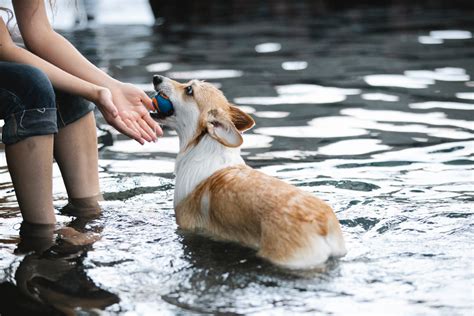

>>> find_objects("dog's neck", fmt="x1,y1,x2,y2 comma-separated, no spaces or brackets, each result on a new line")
174,133,245,207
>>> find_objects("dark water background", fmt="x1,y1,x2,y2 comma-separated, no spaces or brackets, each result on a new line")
0,0,473,314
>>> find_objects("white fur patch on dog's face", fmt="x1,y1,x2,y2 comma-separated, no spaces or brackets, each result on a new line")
153,76,255,151
154,78,200,131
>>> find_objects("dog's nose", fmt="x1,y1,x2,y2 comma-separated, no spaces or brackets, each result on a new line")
153,75,163,86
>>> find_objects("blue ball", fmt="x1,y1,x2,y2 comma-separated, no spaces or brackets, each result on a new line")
152,94,174,116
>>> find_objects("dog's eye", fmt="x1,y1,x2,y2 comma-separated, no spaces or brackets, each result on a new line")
185,85,193,96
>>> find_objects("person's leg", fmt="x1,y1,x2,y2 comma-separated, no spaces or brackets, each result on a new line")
6,135,56,224
0,62,59,224
54,111,100,199
54,92,102,216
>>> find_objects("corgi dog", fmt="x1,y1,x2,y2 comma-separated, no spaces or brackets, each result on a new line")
152,75,347,269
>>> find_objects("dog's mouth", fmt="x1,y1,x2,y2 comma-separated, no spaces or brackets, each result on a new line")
151,90,174,120
157,90,169,100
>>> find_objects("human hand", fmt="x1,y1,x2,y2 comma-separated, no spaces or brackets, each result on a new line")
95,84,163,144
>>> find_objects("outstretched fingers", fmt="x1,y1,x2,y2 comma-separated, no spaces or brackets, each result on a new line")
138,118,158,142
112,116,144,144
140,90,154,111
125,118,149,144
143,113,163,137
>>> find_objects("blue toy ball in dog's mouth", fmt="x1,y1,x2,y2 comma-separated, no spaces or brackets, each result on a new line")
152,92,174,118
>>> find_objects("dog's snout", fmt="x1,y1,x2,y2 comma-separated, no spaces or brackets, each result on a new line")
153,75,163,86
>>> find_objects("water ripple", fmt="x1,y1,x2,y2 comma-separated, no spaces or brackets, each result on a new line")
1,3,473,315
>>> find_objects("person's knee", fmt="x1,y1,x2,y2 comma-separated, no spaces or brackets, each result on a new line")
1,65,58,145
20,65,55,108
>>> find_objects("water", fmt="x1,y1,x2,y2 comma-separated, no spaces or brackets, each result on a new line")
1,1,473,315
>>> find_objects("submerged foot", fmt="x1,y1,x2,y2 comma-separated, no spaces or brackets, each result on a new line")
59,194,103,218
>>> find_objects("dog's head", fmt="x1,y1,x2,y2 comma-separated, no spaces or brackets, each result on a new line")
152,75,255,148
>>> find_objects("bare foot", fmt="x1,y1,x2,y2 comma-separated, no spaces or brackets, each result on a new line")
55,227,101,246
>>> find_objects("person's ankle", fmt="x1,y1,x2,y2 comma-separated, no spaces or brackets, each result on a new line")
16,220,57,254
60,193,103,218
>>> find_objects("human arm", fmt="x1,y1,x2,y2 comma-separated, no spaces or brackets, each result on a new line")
0,16,120,121
12,0,162,143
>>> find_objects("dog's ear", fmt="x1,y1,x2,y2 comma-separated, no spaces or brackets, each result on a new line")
229,105,255,132
206,109,243,147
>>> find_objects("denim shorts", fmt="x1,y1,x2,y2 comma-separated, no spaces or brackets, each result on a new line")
0,62,95,145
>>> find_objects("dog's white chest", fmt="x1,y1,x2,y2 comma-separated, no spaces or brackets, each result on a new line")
174,135,244,206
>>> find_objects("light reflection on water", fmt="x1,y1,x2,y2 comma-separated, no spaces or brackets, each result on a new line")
281,61,308,71
167,69,244,80
318,139,391,156
429,30,472,40
364,74,435,89
255,42,282,53
255,110,473,140
456,92,474,100
145,62,173,73
255,117,368,138
254,111,290,118
418,30,472,44
361,93,400,102
234,84,360,105
341,108,473,131
409,101,474,110
365,68,470,89
1,1,473,315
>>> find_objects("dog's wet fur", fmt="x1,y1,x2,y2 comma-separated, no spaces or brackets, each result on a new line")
152,75,346,269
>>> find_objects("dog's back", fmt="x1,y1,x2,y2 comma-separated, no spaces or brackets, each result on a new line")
152,75,346,269
176,164,347,269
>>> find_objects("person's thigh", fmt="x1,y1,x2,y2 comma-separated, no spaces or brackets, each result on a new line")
0,62,57,145
55,89,95,129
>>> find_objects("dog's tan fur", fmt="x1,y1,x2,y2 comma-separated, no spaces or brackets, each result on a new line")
154,76,347,269
176,164,345,266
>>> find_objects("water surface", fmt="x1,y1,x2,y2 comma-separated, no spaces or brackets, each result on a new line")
0,1,473,315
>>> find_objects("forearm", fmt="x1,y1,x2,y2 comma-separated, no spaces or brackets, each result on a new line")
2,42,102,103
2,14,102,103
13,0,120,91
25,30,121,90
